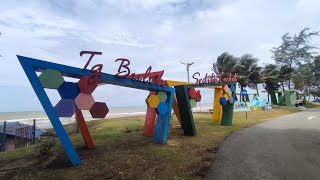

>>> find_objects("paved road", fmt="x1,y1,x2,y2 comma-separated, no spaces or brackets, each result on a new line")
205,108,320,180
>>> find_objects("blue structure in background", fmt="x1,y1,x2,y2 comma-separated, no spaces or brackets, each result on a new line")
234,95,272,111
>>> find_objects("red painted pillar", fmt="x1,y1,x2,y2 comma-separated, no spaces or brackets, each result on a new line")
75,109,94,149
143,92,157,137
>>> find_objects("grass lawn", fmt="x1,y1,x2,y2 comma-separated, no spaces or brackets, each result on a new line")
304,102,320,108
0,108,299,179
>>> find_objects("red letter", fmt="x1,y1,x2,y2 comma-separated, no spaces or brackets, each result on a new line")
193,72,200,84
155,70,164,85
219,72,224,82
88,64,103,84
80,51,102,70
115,58,131,78
143,66,152,82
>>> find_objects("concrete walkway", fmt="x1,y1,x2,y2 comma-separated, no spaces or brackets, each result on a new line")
205,108,320,180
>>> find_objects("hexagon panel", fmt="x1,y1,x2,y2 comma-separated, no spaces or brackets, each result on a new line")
189,88,197,99
89,102,109,118
229,96,234,103
77,76,97,94
75,93,95,110
39,69,64,89
195,91,202,102
223,93,229,100
54,99,76,117
229,84,236,92
157,91,167,102
223,85,230,93
156,102,168,115
219,97,227,106
146,94,159,108
58,82,80,99
190,99,197,108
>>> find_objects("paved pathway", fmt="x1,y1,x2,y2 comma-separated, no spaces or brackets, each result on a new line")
205,108,320,180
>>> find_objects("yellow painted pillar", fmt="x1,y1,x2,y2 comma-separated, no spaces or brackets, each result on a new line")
212,87,223,123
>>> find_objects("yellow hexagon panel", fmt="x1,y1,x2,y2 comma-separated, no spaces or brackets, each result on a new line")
146,94,160,108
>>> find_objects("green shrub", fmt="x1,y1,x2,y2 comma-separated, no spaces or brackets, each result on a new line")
35,137,56,157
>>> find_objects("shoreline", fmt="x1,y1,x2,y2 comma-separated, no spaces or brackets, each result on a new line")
0,104,212,129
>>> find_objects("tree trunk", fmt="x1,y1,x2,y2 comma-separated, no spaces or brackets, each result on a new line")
256,84,259,96
240,86,244,102
282,82,285,91
267,93,270,102
288,79,291,90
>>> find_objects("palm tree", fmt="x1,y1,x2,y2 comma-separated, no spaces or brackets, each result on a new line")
212,52,237,76
234,54,262,100
261,64,280,102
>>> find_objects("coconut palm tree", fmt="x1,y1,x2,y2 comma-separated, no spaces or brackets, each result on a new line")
261,64,280,102
212,52,237,76
234,54,262,100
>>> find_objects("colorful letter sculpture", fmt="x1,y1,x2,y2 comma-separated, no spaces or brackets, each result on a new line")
18,55,174,166
212,86,223,123
219,85,236,126
175,82,236,135
143,80,193,137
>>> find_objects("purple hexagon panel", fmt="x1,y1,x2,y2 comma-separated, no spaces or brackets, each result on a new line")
54,99,76,117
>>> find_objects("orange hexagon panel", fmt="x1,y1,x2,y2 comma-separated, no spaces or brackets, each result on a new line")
195,90,202,102
223,85,230,93
77,76,97,94
189,88,197,99
75,93,95,110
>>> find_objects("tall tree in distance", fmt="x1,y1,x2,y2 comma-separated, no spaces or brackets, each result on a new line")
271,28,319,89
310,56,320,98
261,64,280,102
234,54,262,97
278,65,294,90
212,52,237,76
292,63,313,92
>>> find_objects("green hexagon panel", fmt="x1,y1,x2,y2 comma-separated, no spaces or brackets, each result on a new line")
157,91,167,102
190,99,197,108
39,69,64,89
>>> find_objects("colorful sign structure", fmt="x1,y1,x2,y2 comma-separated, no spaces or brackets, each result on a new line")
174,72,237,135
143,80,193,137
234,95,272,111
17,52,175,166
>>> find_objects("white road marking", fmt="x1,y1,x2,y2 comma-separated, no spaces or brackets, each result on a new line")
307,116,318,120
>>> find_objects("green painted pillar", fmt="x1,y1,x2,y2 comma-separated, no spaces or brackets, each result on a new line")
278,93,283,106
270,92,277,105
221,102,234,126
175,85,196,136
221,85,236,126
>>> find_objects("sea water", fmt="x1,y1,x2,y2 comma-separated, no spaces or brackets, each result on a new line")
0,104,213,129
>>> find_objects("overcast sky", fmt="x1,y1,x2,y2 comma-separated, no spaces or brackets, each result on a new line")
0,0,319,112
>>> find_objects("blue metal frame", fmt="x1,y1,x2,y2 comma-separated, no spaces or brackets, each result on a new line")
17,55,175,166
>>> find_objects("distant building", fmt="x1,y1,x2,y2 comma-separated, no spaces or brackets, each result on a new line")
0,121,45,151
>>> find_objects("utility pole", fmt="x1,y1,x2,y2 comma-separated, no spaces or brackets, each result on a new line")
180,62,194,82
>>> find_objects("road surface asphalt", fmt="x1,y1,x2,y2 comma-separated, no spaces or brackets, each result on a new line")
205,108,320,180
